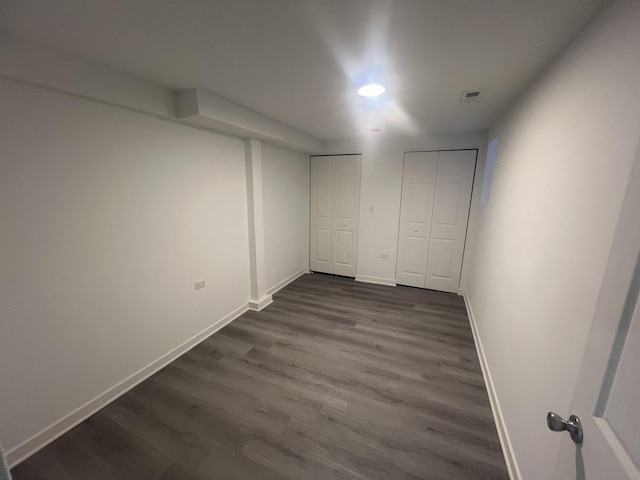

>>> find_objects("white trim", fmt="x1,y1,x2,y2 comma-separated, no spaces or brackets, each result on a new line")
355,275,397,287
6,302,249,468
245,139,269,306
177,89,322,153
460,289,522,480
266,269,309,295
248,295,273,311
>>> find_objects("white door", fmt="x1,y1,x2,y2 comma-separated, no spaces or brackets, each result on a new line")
310,155,361,277
425,150,476,293
396,152,438,287
310,156,334,273
553,144,640,479
396,150,476,292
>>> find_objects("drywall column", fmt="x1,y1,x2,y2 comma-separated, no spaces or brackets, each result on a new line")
245,138,273,310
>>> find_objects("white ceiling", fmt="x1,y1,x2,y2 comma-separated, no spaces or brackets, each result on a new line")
0,0,608,141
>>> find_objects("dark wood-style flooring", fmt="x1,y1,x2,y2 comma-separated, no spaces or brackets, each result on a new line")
12,273,508,479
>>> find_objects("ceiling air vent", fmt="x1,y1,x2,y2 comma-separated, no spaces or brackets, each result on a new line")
460,90,481,103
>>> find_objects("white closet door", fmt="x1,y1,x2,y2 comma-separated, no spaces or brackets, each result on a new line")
310,156,334,273
332,155,361,277
310,155,361,277
425,150,476,293
395,152,438,287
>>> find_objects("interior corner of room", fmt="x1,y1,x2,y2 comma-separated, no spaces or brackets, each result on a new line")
1,0,640,479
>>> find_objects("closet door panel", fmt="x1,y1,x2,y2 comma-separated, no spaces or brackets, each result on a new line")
314,229,332,264
429,238,455,278
315,181,333,218
396,152,438,287
337,182,355,219
335,230,354,266
334,155,358,178
435,183,463,225
332,155,361,277
310,157,334,273
403,237,429,275
425,150,476,292
310,155,361,277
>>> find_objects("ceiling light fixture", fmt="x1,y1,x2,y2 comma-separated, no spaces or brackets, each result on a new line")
357,83,386,97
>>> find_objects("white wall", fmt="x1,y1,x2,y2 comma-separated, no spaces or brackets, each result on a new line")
462,1,640,478
0,33,176,118
0,79,251,462
325,132,486,286
262,144,310,292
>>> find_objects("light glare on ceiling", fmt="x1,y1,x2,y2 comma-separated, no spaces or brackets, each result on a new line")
357,84,386,97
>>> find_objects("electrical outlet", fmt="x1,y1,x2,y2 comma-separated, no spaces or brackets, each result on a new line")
380,253,389,259
195,280,206,290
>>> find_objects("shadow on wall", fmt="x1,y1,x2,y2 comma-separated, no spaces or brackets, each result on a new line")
575,444,585,480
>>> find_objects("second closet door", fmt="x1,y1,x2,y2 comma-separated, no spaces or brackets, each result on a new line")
425,150,475,292
396,150,476,292
310,155,361,277
396,152,438,287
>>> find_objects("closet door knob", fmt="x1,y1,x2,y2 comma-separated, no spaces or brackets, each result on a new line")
546,412,583,444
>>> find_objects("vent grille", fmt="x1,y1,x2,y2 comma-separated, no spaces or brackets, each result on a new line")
460,90,481,103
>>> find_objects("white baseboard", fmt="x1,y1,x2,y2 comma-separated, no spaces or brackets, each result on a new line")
6,302,249,468
266,268,309,296
459,289,522,480
355,275,397,287
248,294,273,311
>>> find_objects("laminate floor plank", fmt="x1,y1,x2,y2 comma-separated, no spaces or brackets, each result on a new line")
11,273,508,479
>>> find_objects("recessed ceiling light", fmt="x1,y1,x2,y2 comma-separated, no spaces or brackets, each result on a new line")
358,84,386,97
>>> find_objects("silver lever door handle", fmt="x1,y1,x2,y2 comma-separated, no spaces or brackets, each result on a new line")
547,412,583,444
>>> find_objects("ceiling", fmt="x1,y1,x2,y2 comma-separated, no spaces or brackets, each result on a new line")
0,0,608,141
